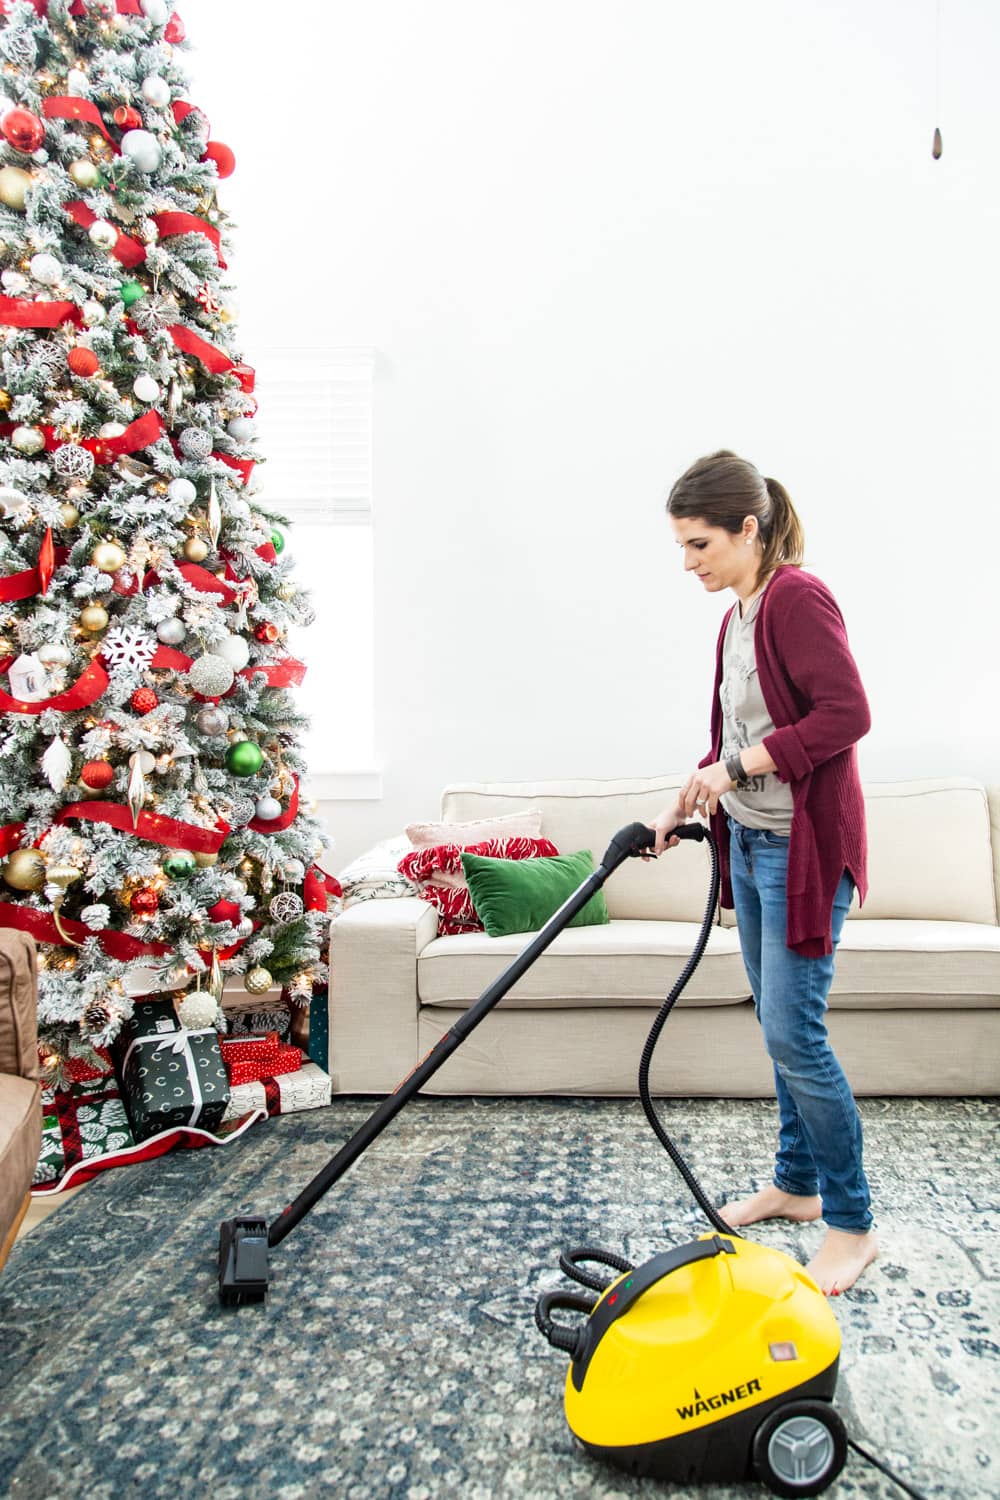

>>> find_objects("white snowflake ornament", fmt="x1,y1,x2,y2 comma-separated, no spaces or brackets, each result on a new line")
101,627,157,674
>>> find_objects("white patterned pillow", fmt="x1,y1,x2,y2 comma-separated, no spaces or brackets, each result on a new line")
338,834,418,907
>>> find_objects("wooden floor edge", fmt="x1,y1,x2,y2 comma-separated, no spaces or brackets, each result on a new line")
0,1192,31,1273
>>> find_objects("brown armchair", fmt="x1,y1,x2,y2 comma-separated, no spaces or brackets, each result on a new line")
0,930,40,1271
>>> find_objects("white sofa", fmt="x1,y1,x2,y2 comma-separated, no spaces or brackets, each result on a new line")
329,776,1000,1097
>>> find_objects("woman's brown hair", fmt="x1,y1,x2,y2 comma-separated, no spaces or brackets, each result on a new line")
666,449,805,586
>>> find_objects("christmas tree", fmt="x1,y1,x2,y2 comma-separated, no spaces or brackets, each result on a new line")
0,0,332,1063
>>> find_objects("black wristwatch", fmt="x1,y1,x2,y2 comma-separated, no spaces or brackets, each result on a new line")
725,752,751,789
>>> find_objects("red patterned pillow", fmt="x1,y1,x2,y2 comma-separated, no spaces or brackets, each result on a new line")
398,836,558,935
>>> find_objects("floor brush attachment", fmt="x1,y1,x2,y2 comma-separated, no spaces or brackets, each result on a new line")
218,1216,270,1306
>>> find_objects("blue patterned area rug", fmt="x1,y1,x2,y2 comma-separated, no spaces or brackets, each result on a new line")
1,1096,997,1500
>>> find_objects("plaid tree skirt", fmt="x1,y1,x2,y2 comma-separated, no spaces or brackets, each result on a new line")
33,1068,265,1196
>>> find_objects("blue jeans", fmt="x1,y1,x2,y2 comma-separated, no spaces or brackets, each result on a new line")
727,817,873,1233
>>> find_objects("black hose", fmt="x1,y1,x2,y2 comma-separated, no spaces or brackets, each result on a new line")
637,826,738,1238
558,1245,635,1292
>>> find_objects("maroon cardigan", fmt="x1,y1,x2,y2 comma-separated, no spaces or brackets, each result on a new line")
700,565,870,957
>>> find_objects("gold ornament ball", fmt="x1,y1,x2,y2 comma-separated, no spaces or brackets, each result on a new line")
79,603,109,633
92,540,127,573
183,535,210,563
243,966,273,995
68,159,100,189
2,848,46,891
193,851,219,868
59,502,80,528
0,166,32,211
0,390,11,412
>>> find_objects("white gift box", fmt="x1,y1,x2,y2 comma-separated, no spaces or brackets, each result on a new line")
222,1060,331,1122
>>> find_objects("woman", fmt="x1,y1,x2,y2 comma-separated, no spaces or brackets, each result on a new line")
649,449,877,1296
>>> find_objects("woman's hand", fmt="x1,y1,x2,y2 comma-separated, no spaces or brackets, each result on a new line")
644,802,687,858
680,761,734,819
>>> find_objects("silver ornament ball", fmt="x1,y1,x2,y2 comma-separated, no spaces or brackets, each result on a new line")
53,444,95,481
179,427,212,460
88,220,118,250
254,796,282,822
167,477,197,505
187,653,235,697
155,617,186,645
121,129,162,174
195,704,229,735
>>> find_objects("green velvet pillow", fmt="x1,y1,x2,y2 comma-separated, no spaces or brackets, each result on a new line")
460,848,610,937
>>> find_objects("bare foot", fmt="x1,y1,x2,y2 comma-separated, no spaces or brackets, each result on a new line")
719,1185,822,1228
806,1228,879,1296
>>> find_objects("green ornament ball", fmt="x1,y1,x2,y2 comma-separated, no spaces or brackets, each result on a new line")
225,740,264,777
270,528,285,554
163,849,198,880
120,281,145,308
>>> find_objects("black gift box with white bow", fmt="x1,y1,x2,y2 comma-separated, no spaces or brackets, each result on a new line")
113,998,230,1143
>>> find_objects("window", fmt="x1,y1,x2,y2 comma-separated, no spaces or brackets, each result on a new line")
251,349,377,788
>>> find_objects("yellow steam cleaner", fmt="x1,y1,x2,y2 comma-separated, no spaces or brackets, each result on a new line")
220,820,924,1499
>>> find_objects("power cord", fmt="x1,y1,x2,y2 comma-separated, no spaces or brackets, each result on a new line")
848,1436,930,1499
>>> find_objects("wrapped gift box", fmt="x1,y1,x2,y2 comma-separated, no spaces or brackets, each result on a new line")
227,1043,303,1088
222,1060,331,1122
113,998,230,1143
222,998,292,1041
219,1030,281,1074
34,1071,135,1188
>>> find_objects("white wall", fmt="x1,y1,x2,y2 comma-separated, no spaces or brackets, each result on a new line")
184,1,1000,867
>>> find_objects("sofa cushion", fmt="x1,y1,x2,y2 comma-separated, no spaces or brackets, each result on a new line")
830,919,1000,1006
852,779,997,924
418,920,750,1007
441,777,712,922
462,848,609,937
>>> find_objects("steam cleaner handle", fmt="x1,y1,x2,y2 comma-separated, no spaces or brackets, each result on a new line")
602,819,705,869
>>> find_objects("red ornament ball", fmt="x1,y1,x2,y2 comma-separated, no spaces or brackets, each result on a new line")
254,621,280,644
202,140,235,178
130,687,158,715
2,108,45,154
208,899,241,927
165,11,186,43
113,105,142,131
130,886,159,915
80,759,114,790
67,347,100,377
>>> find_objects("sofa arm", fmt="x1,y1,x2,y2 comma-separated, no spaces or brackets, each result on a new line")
0,930,38,1083
328,896,439,1093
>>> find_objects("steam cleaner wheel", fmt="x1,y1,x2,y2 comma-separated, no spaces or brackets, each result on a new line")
751,1400,848,1497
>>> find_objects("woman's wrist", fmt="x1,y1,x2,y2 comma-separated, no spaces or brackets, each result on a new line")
725,752,749,788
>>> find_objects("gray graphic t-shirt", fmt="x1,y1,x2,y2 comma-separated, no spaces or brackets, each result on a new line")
719,590,794,834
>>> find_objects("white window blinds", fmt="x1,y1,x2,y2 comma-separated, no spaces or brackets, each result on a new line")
251,347,375,524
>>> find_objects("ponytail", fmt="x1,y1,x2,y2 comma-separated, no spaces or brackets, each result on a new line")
758,475,805,584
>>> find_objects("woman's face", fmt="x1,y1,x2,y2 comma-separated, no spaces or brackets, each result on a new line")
670,513,758,597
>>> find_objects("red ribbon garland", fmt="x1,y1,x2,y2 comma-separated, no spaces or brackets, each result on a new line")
153,212,226,270
247,776,299,834
240,658,307,690
304,866,342,910
0,824,25,858
0,656,109,715
55,802,230,854
0,546,69,604
0,410,162,464
65,201,146,267
0,902,171,959
166,322,235,375
0,295,82,330
42,98,116,149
